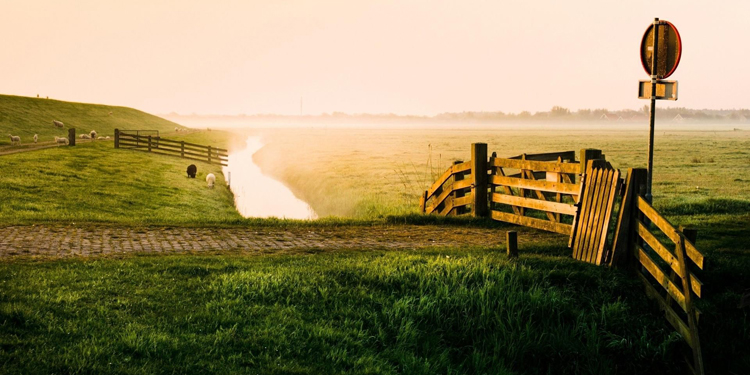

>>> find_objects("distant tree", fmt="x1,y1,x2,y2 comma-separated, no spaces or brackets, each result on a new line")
550,106,571,117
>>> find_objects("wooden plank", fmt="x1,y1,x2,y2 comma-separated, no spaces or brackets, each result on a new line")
595,169,621,265
573,162,601,260
454,194,473,208
610,169,644,266
491,193,577,216
454,178,472,190
426,182,453,214
426,167,453,200
495,167,521,215
634,244,688,312
638,272,694,346
675,234,705,374
509,150,576,162
491,210,572,235
453,161,472,174
584,167,610,263
489,175,580,195
523,169,558,222
153,142,228,157
119,142,226,161
567,173,587,248
490,157,581,174
636,196,704,269
120,133,228,151
637,222,703,298
123,148,227,166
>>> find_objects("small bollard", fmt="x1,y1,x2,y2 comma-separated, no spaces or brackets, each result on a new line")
506,231,518,259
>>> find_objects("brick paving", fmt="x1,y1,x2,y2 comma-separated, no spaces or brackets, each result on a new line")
0,224,552,258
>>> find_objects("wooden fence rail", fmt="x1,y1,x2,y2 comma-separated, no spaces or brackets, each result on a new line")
114,129,228,166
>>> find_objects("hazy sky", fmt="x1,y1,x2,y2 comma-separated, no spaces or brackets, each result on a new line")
1,1,748,115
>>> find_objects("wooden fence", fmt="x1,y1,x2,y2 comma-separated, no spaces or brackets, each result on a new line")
489,149,582,235
611,168,705,374
421,147,708,373
114,129,228,166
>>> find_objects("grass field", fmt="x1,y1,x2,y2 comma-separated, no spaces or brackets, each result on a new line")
252,126,750,219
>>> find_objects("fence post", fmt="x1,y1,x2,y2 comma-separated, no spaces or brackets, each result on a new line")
208,146,212,164
148,135,152,152
506,231,518,258
419,190,427,213
579,148,602,181
454,160,465,215
471,143,488,217
68,128,76,146
114,129,119,148
181,141,185,157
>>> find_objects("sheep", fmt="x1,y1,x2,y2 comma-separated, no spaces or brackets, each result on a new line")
79,134,91,139
33,134,38,143
90,130,97,139
206,173,216,188
186,164,197,178
97,136,106,140
105,136,110,139
53,120,64,128
54,136,68,146
8,134,21,145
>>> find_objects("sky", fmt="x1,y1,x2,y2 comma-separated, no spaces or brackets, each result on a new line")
1,1,748,116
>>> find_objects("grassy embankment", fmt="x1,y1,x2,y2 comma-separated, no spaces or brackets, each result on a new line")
0,94,248,225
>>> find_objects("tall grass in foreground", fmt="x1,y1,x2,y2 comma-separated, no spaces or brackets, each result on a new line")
1,248,689,375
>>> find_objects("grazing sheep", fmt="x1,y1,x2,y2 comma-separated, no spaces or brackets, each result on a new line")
105,136,110,139
90,130,97,139
53,120,64,128
97,136,106,140
206,173,216,188
186,164,197,178
33,134,38,143
79,134,91,139
54,136,68,146
8,134,20,145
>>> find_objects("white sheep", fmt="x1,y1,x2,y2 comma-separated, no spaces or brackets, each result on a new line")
53,120,64,128
54,136,68,146
97,136,106,140
33,134,38,143
105,136,110,139
206,173,216,188
90,130,97,139
8,134,20,145
79,134,91,139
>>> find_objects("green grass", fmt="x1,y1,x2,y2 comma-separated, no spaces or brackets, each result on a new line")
252,127,750,219
0,141,241,225
0,94,184,146
0,246,704,375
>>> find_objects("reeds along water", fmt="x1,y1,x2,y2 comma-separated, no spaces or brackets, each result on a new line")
222,136,317,219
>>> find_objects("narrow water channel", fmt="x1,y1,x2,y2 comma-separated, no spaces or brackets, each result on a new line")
222,136,317,219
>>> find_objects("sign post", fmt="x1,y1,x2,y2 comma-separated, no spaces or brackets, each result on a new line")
639,18,682,203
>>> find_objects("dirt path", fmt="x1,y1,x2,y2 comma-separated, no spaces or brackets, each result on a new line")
0,224,559,258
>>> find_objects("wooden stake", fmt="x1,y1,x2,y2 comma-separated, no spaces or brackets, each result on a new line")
507,231,518,259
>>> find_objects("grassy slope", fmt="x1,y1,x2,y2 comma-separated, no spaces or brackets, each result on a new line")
0,94,245,225
0,94,183,146
0,141,240,225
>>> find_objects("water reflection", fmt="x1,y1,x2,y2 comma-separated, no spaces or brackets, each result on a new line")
223,136,317,219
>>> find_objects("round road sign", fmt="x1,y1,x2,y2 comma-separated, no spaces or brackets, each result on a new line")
640,20,682,79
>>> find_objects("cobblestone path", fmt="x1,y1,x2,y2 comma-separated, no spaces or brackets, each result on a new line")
0,224,555,258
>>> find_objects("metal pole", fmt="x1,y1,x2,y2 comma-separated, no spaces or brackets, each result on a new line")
646,17,659,203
